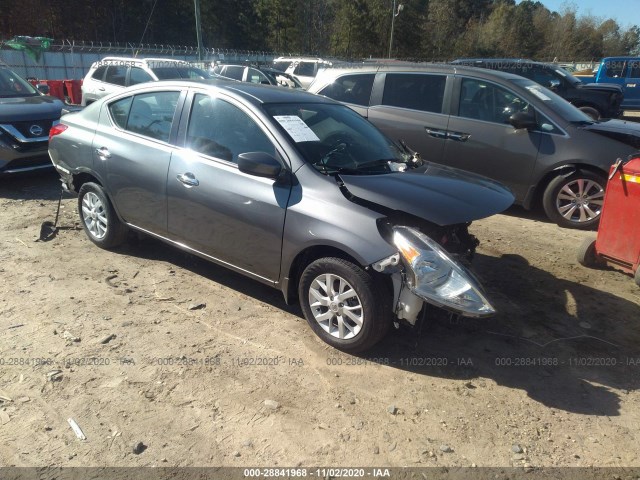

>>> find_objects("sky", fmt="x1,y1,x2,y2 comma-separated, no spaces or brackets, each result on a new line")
518,0,640,28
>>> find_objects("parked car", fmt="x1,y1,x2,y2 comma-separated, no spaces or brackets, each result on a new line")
573,57,640,111
0,62,63,174
81,57,210,106
48,80,514,352
271,57,332,88
210,64,303,88
451,58,623,120
308,64,640,229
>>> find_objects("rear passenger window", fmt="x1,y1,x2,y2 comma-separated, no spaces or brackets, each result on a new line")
104,66,127,86
382,74,446,113
108,96,132,129
125,91,180,142
294,62,315,77
186,93,275,163
628,60,640,78
224,66,245,81
129,67,153,86
319,74,374,106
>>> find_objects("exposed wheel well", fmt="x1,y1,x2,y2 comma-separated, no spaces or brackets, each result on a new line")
72,172,101,193
284,246,375,305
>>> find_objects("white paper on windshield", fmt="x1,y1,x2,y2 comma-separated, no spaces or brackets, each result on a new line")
273,115,320,142
526,86,552,101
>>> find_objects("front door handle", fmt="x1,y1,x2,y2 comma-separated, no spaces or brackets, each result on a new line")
177,172,199,187
96,147,111,159
447,132,470,142
98,87,105,91
425,128,448,139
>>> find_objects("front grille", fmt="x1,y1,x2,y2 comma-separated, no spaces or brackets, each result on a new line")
10,119,54,139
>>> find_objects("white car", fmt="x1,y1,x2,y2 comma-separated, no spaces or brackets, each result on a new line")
81,57,210,105
271,57,332,89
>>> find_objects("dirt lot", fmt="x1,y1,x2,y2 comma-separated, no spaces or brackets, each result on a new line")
1,171,639,469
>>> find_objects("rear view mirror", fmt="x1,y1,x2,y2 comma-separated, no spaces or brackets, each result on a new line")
36,83,50,95
509,111,537,130
238,152,282,179
548,79,561,90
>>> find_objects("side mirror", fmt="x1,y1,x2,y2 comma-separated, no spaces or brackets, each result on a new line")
548,79,561,90
36,83,50,95
238,152,282,179
509,111,537,130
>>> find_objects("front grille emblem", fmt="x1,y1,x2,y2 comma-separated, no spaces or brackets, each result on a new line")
29,125,44,137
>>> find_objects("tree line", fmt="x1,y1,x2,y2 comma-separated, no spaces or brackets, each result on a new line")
1,0,639,61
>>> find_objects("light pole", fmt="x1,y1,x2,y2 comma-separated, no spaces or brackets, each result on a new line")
194,0,204,62
388,0,404,59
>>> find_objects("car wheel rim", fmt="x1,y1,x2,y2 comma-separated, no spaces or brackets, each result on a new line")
308,273,363,340
81,192,108,239
556,178,604,223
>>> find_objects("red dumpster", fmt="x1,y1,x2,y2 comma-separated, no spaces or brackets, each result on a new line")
578,154,640,286
64,79,82,104
45,80,65,101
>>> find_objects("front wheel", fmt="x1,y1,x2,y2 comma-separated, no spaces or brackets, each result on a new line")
78,182,128,249
542,170,606,229
298,257,390,353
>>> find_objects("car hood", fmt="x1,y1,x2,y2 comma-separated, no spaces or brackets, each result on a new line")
0,95,64,122
581,119,640,149
580,82,623,94
339,163,515,226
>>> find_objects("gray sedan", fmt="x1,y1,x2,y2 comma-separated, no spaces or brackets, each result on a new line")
48,80,513,352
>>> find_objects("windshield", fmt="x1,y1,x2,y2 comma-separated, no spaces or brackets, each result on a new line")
511,78,594,123
264,103,409,175
151,66,211,80
553,66,583,86
0,67,39,98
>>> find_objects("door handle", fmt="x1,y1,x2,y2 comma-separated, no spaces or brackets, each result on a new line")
425,128,448,139
96,147,111,159
98,87,105,91
177,172,199,187
447,132,470,142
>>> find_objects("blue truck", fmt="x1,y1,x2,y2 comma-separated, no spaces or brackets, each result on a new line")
576,57,640,110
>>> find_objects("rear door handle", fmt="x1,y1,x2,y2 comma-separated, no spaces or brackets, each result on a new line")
177,172,199,187
425,128,448,139
96,147,111,159
447,132,470,142
98,87,105,91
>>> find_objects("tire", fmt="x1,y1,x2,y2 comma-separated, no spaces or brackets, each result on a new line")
577,236,599,267
77,182,128,249
579,106,600,120
298,257,391,353
542,170,607,230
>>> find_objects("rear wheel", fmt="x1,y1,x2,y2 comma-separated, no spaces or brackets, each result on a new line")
78,182,128,249
298,257,390,353
542,170,606,229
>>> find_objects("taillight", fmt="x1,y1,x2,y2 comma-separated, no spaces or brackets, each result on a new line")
49,123,68,141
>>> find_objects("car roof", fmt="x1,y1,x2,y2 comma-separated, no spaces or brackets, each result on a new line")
112,78,336,106
452,58,536,64
94,57,191,66
312,63,527,83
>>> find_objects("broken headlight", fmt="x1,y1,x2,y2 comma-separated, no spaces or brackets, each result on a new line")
393,226,495,317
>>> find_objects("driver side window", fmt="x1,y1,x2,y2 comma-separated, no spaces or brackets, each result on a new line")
458,78,531,125
186,93,276,163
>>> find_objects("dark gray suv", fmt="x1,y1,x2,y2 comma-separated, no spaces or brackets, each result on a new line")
0,63,64,174
309,64,640,229
48,80,514,352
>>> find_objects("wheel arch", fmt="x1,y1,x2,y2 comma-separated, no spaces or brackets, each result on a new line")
530,163,608,208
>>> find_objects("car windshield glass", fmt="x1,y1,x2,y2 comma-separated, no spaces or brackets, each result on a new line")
0,68,38,97
553,66,582,86
264,103,409,175
511,78,594,123
151,66,211,80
